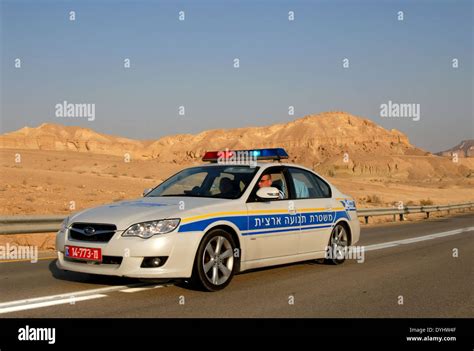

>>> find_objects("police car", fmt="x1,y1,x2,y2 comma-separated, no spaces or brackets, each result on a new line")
56,148,360,291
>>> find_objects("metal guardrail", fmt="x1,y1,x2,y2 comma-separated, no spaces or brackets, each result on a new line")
357,202,474,224
0,202,473,234
0,215,66,234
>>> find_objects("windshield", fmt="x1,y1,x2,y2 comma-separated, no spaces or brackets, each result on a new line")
146,165,260,199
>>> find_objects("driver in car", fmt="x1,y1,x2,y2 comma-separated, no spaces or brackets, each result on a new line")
258,174,286,199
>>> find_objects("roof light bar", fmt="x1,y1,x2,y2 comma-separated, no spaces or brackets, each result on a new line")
202,148,288,162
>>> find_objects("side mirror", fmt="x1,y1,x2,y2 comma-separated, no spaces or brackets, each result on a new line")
256,187,280,200
143,188,152,197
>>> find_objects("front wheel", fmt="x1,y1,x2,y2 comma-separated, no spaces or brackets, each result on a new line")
191,229,237,291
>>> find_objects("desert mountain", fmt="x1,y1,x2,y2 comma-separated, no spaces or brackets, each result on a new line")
1,112,472,179
0,123,149,158
0,112,421,159
146,112,427,164
436,140,474,158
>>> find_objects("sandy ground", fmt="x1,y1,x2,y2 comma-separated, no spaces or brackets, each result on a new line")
331,177,474,208
1,149,473,251
1,149,472,215
0,149,185,215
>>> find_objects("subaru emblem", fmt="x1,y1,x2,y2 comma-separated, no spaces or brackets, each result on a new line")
83,226,96,236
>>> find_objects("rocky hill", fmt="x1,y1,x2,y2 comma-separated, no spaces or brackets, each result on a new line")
1,112,472,179
436,140,474,158
0,123,149,158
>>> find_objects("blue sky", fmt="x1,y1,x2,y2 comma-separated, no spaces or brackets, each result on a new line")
1,0,472,152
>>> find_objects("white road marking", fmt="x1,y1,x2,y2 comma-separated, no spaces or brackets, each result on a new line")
364,226,474,252
1,226,472,314
0,284,144,308
0,294,107,314
0,282,172,314
0,284,145,314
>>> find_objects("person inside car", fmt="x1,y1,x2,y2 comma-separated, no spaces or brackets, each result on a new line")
219,177,238,198
292,177,309,198
258,174,286,199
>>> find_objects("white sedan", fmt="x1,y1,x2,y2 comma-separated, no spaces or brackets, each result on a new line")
56,148,360,291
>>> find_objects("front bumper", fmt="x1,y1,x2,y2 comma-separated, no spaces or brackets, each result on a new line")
55,229,205,279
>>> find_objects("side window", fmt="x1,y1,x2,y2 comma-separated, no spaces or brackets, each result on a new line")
287,168,331,199
249,168,288,201
314,175,331,198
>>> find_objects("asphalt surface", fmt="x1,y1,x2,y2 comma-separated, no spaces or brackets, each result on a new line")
1,213,473,318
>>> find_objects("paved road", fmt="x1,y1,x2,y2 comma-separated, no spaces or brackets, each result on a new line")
1,213,473,317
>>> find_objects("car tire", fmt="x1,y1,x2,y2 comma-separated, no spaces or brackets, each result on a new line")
191,228,237,292
324,223,349,265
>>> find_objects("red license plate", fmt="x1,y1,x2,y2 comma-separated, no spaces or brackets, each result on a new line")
65,245,102,262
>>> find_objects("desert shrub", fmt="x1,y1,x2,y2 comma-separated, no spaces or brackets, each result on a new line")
420,198,434,206
366,194,382,204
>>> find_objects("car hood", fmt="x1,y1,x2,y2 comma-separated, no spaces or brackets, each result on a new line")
68,197,230,230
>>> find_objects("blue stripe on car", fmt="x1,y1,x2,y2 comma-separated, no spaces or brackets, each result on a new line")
178,210,349,234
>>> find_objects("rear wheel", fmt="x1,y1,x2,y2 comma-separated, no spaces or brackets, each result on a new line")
191,229,237,291
325,223,349,265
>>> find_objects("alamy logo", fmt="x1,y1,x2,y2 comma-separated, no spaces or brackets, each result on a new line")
325,245,365,263
18,325,56,344
55,100,95,121
380,100,420,121
0,244,38,263
217,148,257,167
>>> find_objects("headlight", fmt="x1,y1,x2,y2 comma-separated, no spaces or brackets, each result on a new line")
122,219,180,239
59,217,69,233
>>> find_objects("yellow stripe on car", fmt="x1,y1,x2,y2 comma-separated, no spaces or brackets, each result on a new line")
181,207,344,223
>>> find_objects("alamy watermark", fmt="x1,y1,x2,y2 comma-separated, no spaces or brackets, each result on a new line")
380,100,420,121
55,100,95,121
217,148,257,167
0,244,38,263
325,245,365,263
18,325,55,344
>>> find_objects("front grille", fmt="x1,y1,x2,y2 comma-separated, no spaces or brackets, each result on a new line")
103,256,123,265
69,223,117,243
